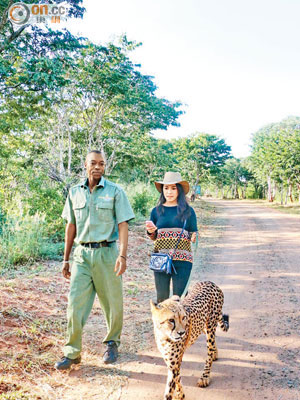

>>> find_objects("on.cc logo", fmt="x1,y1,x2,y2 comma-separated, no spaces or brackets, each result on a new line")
8,3,30,25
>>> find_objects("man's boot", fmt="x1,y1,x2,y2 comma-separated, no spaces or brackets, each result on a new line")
55,356,81,370
103,341,118,364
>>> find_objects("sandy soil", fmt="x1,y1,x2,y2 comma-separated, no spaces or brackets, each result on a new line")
1,199,299,400
121,200,300,400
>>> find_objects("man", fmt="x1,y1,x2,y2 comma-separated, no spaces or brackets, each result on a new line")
55,150,135,370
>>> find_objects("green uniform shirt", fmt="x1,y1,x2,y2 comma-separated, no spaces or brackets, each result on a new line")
62,177,135,244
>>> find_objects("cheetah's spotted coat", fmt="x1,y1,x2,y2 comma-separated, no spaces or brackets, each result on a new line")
151,281,229,400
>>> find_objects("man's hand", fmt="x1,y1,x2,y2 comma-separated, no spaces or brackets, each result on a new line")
62,223,75,279
62,261,71,279
114,256,127,277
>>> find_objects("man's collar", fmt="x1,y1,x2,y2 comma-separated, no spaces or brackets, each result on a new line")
81,176,105,189
97,176,105,187
81,178,89,188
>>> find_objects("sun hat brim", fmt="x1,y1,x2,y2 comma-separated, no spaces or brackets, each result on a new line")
154,180,190,195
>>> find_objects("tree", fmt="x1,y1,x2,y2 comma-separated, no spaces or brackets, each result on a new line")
70,39,182,166
1,36,183,204
250,116,300,203
251,123,279,201
0,1,85,93
0,0,87,182
30,39,182,190
220,158,253,199
174,133,232,191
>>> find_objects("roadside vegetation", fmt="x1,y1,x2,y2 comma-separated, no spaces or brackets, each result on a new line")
246,199,300,216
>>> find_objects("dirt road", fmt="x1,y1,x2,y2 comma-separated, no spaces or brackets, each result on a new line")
121,200,300,400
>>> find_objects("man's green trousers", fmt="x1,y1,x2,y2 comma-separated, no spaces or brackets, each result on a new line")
64,243,123,359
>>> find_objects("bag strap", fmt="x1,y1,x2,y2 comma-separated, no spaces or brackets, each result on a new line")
171,219,187,259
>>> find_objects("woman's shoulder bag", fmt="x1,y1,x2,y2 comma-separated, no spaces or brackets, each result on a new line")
149,220,187,275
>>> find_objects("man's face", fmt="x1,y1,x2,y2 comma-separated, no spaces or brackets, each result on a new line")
85,153,105,181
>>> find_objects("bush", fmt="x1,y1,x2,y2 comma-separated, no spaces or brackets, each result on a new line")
1,171,66,240
123,182,158,220
132,190,151,216
0,212,63,272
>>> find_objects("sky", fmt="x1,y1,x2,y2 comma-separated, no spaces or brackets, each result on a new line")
62,0,300,158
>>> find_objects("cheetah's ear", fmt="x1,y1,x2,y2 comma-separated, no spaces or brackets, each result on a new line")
150,299,158,313
170,295,181,302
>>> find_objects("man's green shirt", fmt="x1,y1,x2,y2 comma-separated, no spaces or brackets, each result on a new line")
62,177,135,244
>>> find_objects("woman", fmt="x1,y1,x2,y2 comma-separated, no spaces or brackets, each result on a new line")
146,172,198,303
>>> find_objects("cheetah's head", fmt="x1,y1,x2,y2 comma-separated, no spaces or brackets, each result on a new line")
150,296,187,342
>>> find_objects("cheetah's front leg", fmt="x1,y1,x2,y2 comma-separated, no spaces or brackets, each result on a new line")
197,328,216,388
164,369,185,400
174,376,185,400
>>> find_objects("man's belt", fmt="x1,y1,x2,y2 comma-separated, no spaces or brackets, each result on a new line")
81,241,115,249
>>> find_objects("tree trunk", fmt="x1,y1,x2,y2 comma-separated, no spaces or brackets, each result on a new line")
285,178,290,205
191,170,200,199
280,182,284,205
234,183,239,199
242,183,247,199
288,184,293,202
272,184,276,201
267,175,273,202
67,126,72,174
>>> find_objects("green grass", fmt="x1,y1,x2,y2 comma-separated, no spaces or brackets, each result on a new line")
0,213,64,274
268,203,300,215
210,197,300,216
0,391,31,400
236,198,300,215
0,380,32,400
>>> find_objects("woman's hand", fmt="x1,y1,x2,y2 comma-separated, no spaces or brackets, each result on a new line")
146,220,157,234
191,232,197,243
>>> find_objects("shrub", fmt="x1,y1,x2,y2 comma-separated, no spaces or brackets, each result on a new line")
0,212,63,272
132,190,151,216
123,182,158,220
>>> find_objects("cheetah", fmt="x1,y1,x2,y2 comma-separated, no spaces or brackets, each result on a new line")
150,281,229,400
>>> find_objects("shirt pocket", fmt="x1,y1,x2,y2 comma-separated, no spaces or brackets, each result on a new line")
95,199,114,223
73,198,86,221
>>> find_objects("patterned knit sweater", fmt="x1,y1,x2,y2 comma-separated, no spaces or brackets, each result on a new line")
148,205,198,264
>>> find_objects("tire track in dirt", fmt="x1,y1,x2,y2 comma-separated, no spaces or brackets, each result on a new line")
121,200,300,400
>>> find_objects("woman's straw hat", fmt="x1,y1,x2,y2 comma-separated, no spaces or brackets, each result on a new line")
154,171,190,194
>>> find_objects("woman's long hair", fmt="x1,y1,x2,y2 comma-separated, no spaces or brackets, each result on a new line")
156,183,191,222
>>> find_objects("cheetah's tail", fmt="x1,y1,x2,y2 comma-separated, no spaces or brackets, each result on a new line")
219,313,229,332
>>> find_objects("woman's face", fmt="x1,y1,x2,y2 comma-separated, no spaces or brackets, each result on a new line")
163,184,179,203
